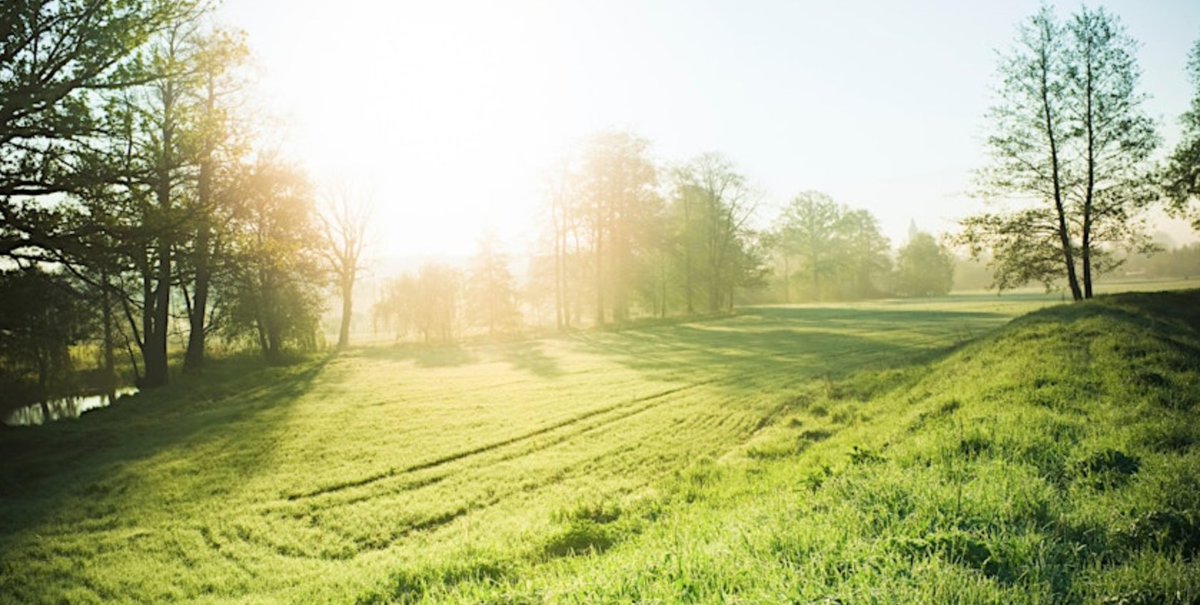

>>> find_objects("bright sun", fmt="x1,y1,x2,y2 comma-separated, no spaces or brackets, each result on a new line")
224,1,581,258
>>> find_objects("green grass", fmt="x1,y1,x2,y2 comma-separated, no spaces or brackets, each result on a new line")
1,291,1197,603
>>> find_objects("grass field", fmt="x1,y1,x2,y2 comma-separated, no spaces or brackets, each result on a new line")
1,289,1197,603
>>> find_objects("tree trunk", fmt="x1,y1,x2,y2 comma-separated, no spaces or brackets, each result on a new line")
101,271,117,403
1081,41,1096,299
184,221,210,371
143,241,171,387
782,256,790,303
337,274,353,348
1040,61,1082,301
594,221,605,326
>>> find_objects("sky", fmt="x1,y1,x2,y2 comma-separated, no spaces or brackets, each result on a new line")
218,0,1200,260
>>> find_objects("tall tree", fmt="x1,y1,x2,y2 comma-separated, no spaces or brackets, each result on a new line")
894,232,955,297
964,7,1082,299
774,191,842,301
1065,6,1159,297
962,6,1157,299
1164,37,1200,229
224,159,324,361
180,27,250,371
672,154,758,312
467,230,519,337
575,130,658,324
123,14,202,386
835,208,891,299
318,181,373,349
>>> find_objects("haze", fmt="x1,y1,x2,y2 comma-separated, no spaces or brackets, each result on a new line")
221,0,1200,257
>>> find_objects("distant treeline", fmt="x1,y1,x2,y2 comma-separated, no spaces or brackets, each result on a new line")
367,138,957,344
3,0,1200,403
1119,244,1200,281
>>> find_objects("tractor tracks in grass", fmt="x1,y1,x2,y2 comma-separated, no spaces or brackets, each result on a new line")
281,379,720,504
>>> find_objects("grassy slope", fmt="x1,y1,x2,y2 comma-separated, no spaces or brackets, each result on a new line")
361,291,1200,604
2,291,1197,603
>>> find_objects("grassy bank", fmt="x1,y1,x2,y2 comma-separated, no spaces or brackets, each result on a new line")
1,292,1196,603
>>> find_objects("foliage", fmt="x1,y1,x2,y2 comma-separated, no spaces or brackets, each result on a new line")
221,160,325,360
771,192,892,301
466,231,520,336
0,267,93,403
962,5,1158,299
894,232,955,297
668,153,762,313
1163,38,1200,230
375,262,463,343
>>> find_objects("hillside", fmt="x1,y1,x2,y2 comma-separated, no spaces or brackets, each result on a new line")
356,291,1200,604
1,292,1197,603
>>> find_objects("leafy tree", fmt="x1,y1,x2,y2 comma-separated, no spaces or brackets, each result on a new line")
179,27,251,371
1164,38,1200,229
894,232,955,297
774,191,842,301
670,153,759,312
0,267,93,409
834,208,892,299
576,130,659,323
467,231,520,337
223,159,324,361
373,273,418,341
0,0,190,203
414,263,461,344
962,6,1157,299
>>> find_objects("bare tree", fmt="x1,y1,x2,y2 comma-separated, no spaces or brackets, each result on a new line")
318,181,373,349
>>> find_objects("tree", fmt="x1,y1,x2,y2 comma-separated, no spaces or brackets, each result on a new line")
318,181,373,349
180,27,250,371
1164,38,1200,229
1064,7,1159,297
467,230,520,337
0,1,189,203
834,209,891,299
774,191,842,301
671,154,758,312
0,267,93,412
894,232,955,297
575,130,659,324
962,6,1157,299
223,159,324,361
414,263,461,344
373,273,418,341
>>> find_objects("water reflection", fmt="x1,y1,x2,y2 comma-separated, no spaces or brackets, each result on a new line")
3,387,138,427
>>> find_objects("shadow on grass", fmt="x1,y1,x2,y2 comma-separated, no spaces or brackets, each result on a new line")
570,305,1014,389
0,353,333,542
496,340,563,378
357,338,565,377
356,343,477,368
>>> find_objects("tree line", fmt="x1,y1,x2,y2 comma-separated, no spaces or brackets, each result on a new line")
3,2,1199,406
366,134,958,346
0,1,371,405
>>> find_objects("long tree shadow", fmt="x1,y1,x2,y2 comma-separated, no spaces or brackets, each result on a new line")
356,343,477,367
497,340,563,378
572,305,1016,391
0,353,334,545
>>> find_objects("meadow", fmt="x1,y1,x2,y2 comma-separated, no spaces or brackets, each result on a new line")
1,287,1197,604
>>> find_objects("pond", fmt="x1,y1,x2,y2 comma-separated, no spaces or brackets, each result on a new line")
3,387,139,427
